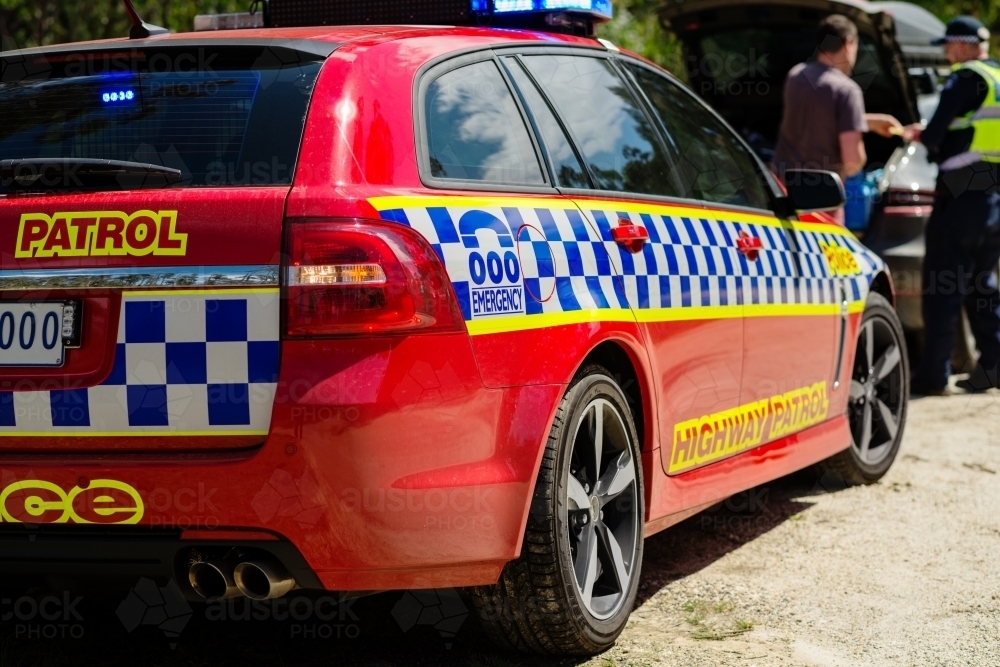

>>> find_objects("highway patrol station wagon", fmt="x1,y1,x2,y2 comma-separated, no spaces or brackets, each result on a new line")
0,0,908,655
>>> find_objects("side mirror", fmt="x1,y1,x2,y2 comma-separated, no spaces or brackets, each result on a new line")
782,169,845,213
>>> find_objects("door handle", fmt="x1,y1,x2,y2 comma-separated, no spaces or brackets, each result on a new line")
611,218,649,253
832,283,849,390
736,231,762,261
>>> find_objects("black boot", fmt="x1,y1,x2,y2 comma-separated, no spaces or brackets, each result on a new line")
955,363,999,393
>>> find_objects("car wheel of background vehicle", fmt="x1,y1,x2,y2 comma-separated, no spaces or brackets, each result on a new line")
470,366,644,656
817,292,908,485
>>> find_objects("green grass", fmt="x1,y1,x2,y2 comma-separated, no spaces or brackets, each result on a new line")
680,599,755,641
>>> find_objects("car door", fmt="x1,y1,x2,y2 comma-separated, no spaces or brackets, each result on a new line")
492,53,636,331
507,50,747,477
381,50,647,390
624,62,839,462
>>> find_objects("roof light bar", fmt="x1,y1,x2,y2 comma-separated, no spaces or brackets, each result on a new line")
194,12,264,32
473,0,612,20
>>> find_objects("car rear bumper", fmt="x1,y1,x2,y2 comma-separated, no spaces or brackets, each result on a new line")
0,525,321,599
0,333,562,592
864,206,927,332
879,248,923,331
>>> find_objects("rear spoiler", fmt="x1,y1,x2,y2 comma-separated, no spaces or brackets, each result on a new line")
0,37,338,65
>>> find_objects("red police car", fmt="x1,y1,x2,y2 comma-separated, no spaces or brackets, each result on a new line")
0,0,908,655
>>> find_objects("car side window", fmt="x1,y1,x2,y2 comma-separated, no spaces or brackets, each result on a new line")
521,54,678,197
627,64,772,211
424,60,545,185
501,57,590,189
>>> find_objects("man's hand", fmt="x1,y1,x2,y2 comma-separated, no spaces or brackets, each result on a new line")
865,113,904,138
903,123,924,143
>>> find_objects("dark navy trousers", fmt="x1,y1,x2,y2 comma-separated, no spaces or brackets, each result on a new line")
916,188,1000,389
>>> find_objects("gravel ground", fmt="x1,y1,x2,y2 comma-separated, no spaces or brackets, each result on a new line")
2,391,998,666
593,390,1000,667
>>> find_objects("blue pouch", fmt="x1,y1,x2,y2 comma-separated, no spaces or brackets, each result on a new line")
843,170,881,232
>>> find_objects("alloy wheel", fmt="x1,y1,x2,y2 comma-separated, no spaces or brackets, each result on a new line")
849,317,905,466
566,398,640,620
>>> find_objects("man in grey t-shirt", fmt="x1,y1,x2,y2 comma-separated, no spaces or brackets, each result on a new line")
772,15,905,180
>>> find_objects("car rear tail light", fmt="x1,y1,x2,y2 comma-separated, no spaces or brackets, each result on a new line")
284,219,466,337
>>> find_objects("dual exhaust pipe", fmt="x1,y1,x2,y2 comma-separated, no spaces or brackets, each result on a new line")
189,559,297,601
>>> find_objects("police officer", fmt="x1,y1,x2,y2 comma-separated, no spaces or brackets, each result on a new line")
908,16,1000,395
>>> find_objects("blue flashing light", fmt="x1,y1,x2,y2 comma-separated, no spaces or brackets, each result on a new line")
102,89,136,104
472,0,612,19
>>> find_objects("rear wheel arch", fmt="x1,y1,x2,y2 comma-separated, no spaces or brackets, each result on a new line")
474,356,646,655
511,334,655,565
573,339,652,454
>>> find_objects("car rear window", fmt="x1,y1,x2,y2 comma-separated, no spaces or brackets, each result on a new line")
0,46,325,192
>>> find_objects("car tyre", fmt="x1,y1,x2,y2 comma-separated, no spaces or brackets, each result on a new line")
817,292,908,485
471,365,644,656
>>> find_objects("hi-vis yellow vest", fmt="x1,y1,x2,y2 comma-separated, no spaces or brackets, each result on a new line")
947,59,1000,163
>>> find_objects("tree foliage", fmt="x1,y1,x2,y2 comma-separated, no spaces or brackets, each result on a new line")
597,1,687,77
1,0,997,69
597,0,999,79
0,0,243,49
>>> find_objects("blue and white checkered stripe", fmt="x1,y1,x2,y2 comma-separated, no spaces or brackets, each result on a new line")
599,209,880,310
382,204,633,318
378,201,884,321
0,289,279,435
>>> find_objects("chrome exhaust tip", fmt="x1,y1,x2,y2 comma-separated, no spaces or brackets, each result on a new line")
234,560,297,600
189,560,242,600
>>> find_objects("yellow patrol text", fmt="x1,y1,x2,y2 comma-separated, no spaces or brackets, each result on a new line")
16,211,188,259
669,381,831,474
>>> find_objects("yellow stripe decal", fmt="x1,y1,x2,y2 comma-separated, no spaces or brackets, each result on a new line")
368,195,858,237
466,300,865,335
371,195,580,211
466,308,635,336
124,287,279,298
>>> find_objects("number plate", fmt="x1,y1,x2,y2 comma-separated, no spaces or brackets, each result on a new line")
0,302,67,367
